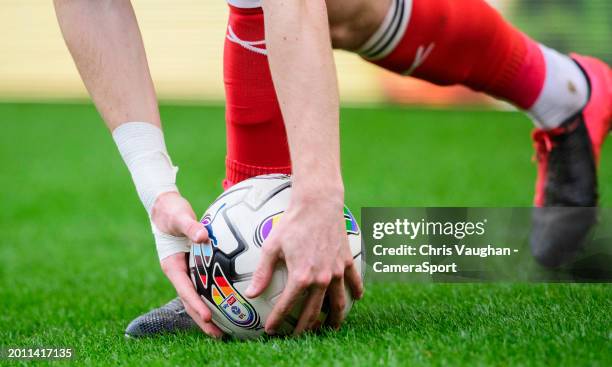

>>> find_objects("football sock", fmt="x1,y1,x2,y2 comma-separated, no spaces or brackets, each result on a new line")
224,6,291,189
359,0,589,130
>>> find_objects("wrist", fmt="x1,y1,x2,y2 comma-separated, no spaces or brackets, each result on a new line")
291,176,344,207
149,192,192,261
113,122,188,261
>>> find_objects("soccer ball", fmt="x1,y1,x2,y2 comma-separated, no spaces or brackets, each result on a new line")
189,174,363,339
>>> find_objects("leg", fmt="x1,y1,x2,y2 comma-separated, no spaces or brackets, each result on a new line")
222,0,610,266
327,0,611,267
329,0,591,127
224,6,291,188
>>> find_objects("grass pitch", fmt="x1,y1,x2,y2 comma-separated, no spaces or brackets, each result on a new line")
0,102,610,366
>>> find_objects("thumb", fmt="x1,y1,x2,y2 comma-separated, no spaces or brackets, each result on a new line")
177,215,209,244
245,245,279,299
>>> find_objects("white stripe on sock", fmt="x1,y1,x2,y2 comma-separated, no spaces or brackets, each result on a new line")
226,25,268,56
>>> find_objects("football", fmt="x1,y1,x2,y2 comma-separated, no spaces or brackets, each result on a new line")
189,174,363,339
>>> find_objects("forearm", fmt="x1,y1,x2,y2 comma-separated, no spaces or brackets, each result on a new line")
262,0,343,202
54,0,160,130
55,1,187,259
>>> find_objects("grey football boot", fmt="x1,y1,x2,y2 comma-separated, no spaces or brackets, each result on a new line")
125,297,197,338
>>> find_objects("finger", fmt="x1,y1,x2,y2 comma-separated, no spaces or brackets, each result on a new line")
245,245,279,298
199,320,225,339
161,253,224,338
264,280,305,335
177,215,209,244
293,286,326,335
182,300,224,339
166,267,212,322
345,262,364,300
171,270,224,338
324,277,346,329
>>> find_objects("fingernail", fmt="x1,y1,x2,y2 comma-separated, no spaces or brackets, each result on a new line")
245,285,255,298
195,229,205,240
266,328,276,336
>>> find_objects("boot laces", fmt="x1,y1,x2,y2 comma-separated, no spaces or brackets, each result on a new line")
532,119,581,162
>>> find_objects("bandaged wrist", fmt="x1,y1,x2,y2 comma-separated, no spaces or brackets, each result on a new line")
112,122,179,215
113,122,189,260
151,221,191,260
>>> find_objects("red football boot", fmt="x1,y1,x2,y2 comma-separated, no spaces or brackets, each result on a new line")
530,55,611,268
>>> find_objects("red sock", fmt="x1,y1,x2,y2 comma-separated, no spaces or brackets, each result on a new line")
360,0,546,110
224,6,291,189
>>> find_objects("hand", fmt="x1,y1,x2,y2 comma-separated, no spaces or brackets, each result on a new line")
245,194,364,335
152,192,224,339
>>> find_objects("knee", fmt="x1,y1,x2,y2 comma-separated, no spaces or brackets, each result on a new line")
329,19,370,51
328,0,388,51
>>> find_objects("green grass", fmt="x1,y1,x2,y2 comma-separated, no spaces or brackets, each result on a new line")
0,102,610,366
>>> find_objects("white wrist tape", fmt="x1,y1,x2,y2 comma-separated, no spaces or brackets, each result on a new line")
151,222,191,261
112,122,190,260
112,122,179,214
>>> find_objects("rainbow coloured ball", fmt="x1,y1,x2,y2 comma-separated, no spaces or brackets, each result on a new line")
189,174,363,339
